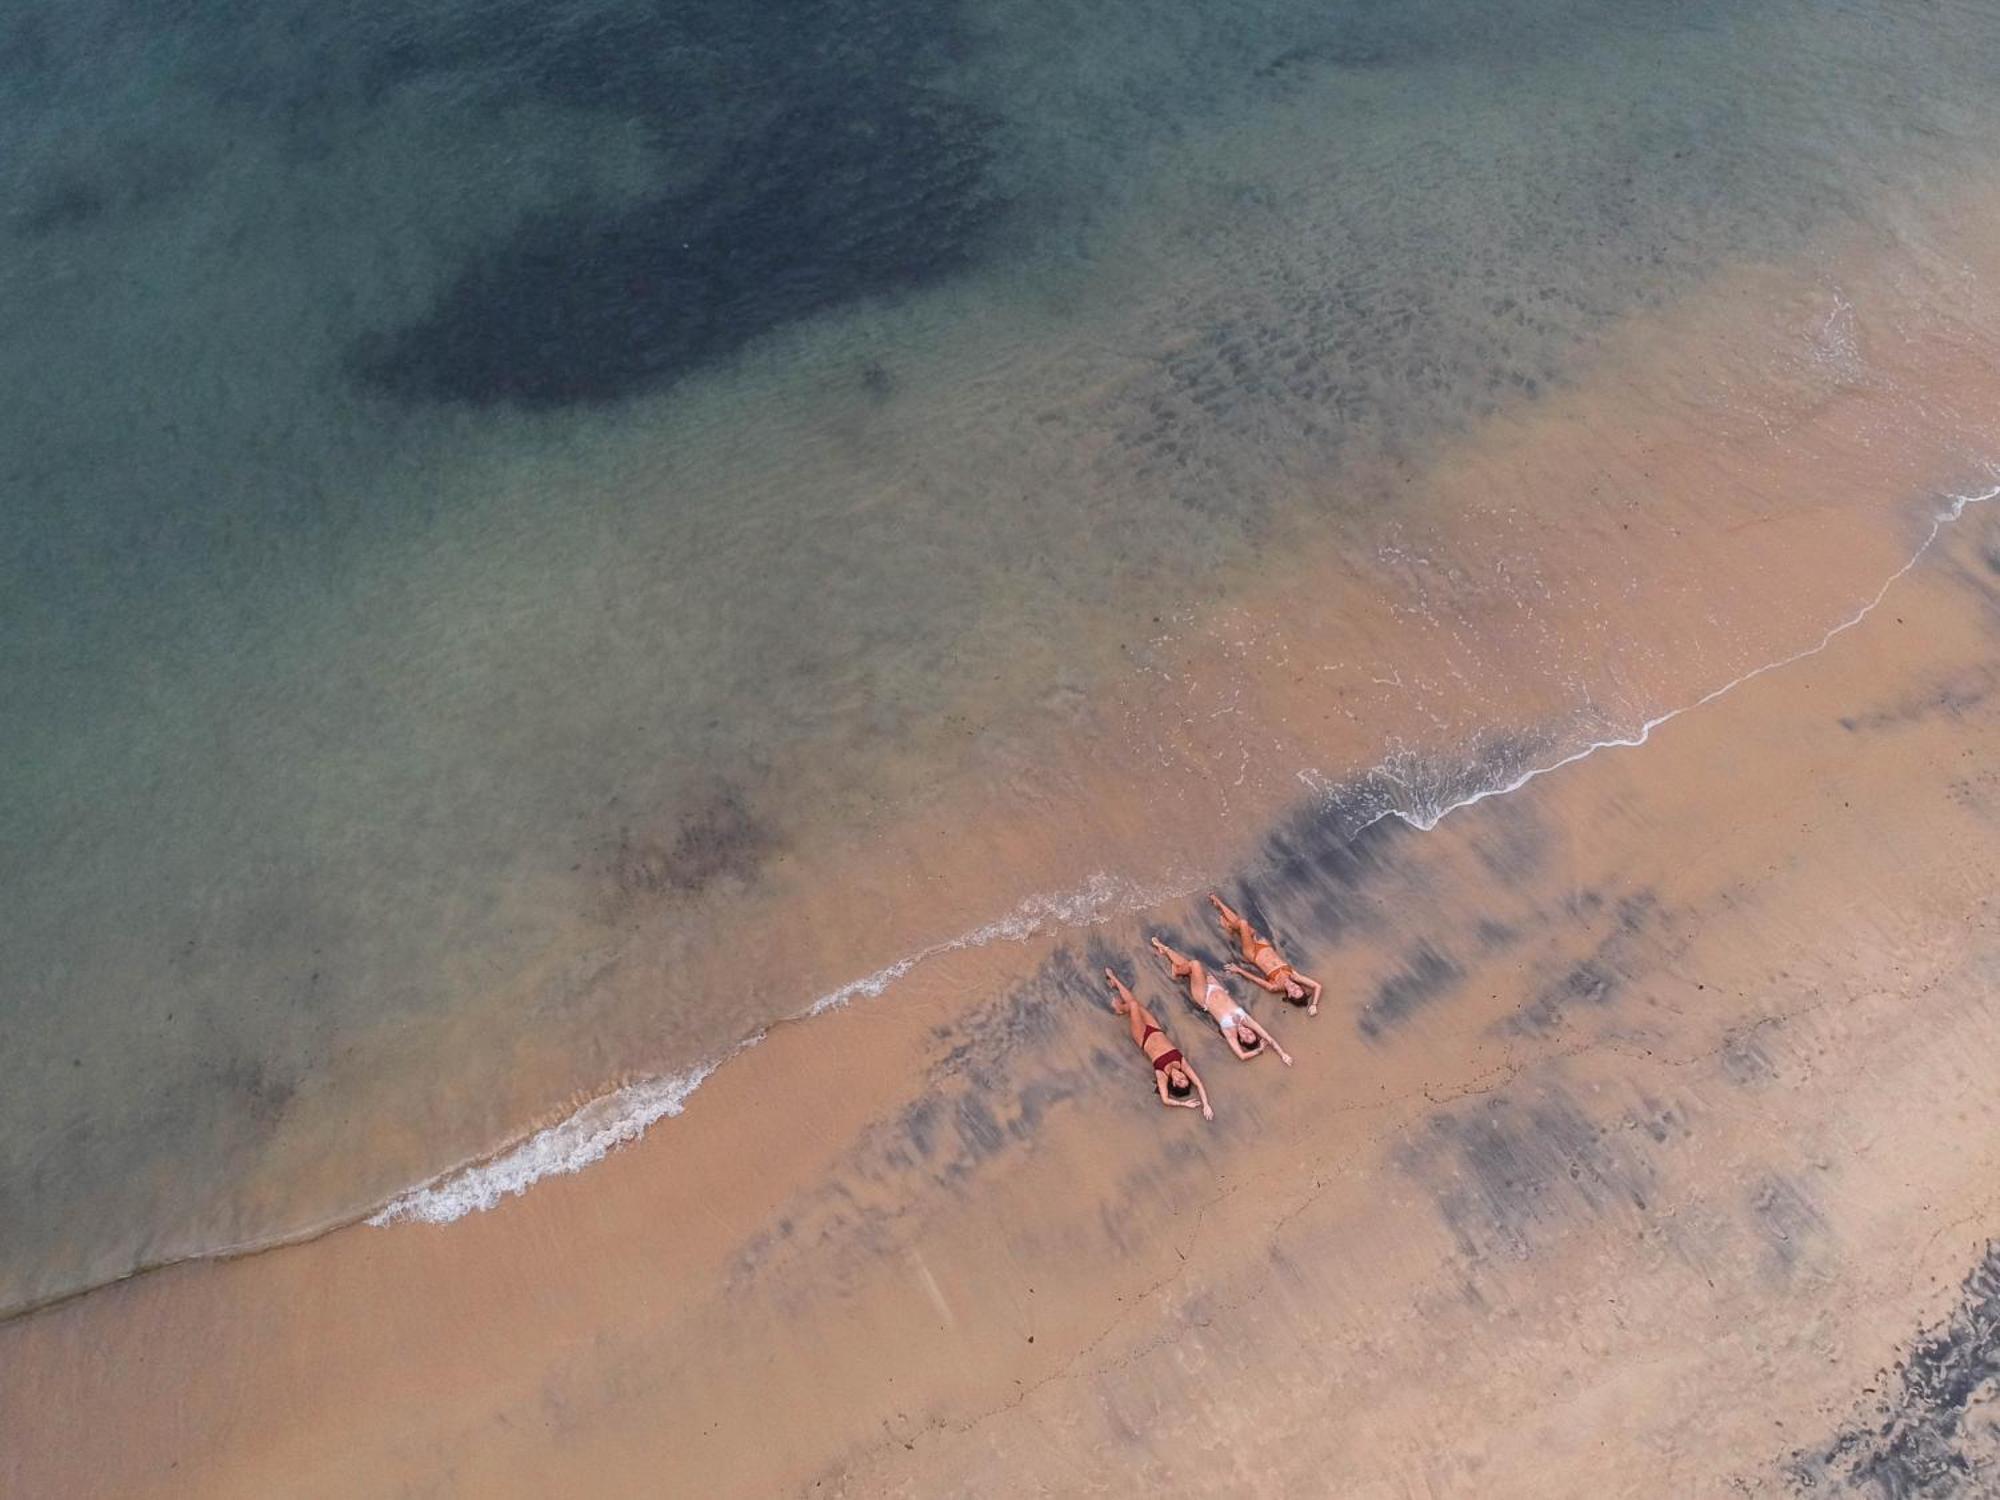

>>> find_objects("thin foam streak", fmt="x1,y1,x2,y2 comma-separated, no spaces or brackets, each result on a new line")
1369,484,1996,835
370,873,1184,1226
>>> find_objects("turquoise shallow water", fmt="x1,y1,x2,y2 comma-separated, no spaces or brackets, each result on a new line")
7,0,2000,1312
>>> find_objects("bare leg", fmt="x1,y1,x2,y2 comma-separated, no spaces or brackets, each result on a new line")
1106,969,1149,1045
1186,958,1209,997
1208,895,1254,958
1151,937,1197,990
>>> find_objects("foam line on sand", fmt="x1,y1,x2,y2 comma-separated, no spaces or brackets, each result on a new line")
368,874,1182,1226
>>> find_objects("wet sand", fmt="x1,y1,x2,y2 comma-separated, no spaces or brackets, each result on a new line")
6,199,2000,1494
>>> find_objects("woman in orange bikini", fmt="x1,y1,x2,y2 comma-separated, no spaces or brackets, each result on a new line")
1105,968,1212,1118
1209,893,1324,1016
1149,937,1293,1064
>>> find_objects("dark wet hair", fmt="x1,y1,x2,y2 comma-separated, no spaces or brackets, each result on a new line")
1167,1074,1194,1099
1240,1032,1262,1052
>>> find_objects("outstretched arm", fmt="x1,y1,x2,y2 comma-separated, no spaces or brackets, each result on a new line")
1226,963,1286,993
1244,1015,1293,1067
1187,1065,1214,1120
1299,974,1323,1016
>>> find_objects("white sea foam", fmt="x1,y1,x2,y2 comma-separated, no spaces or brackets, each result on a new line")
1354,482,1999,834
367,1056,731,1226
371,484,1994,1231
370,873,1181,1227
805,872,1181,1017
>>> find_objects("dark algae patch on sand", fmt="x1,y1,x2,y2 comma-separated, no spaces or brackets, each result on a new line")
1396,1079,1692,1269
1356,942,1464,1039
1787,1241,2000,1496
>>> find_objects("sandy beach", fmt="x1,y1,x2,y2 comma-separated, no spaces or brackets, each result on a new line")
19,3,2000,1488
7,181,2000,1494
7,492,1997,1499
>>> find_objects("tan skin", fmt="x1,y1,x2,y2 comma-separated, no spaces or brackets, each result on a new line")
1209,893,1324,1016
1105,968,1213,1119
1149,937,1293,1065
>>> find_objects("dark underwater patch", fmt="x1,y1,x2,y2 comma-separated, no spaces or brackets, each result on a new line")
211,1053,302,1129
345,0,1001,408
597,785,775,908
17,176,109,236
353,89,998,407
1786,1240,2000,1496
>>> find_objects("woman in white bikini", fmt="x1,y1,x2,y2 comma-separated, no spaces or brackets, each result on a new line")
1208,893,1324,1016
1149,936,1292,1065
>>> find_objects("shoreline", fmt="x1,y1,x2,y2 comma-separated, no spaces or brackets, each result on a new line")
365,475,1997,1232
14,177,2000,1317
4,475,1987,1329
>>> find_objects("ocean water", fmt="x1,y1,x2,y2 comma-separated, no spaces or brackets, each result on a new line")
8,0,2000,1312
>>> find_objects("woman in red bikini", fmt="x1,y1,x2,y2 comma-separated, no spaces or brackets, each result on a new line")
1105,968,1213,1119
1209,893,1324,1016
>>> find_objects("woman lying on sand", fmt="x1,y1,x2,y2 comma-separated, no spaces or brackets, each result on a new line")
1208,893,1324,1016
1150,937,1293,1065
1105,968,1213,1118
